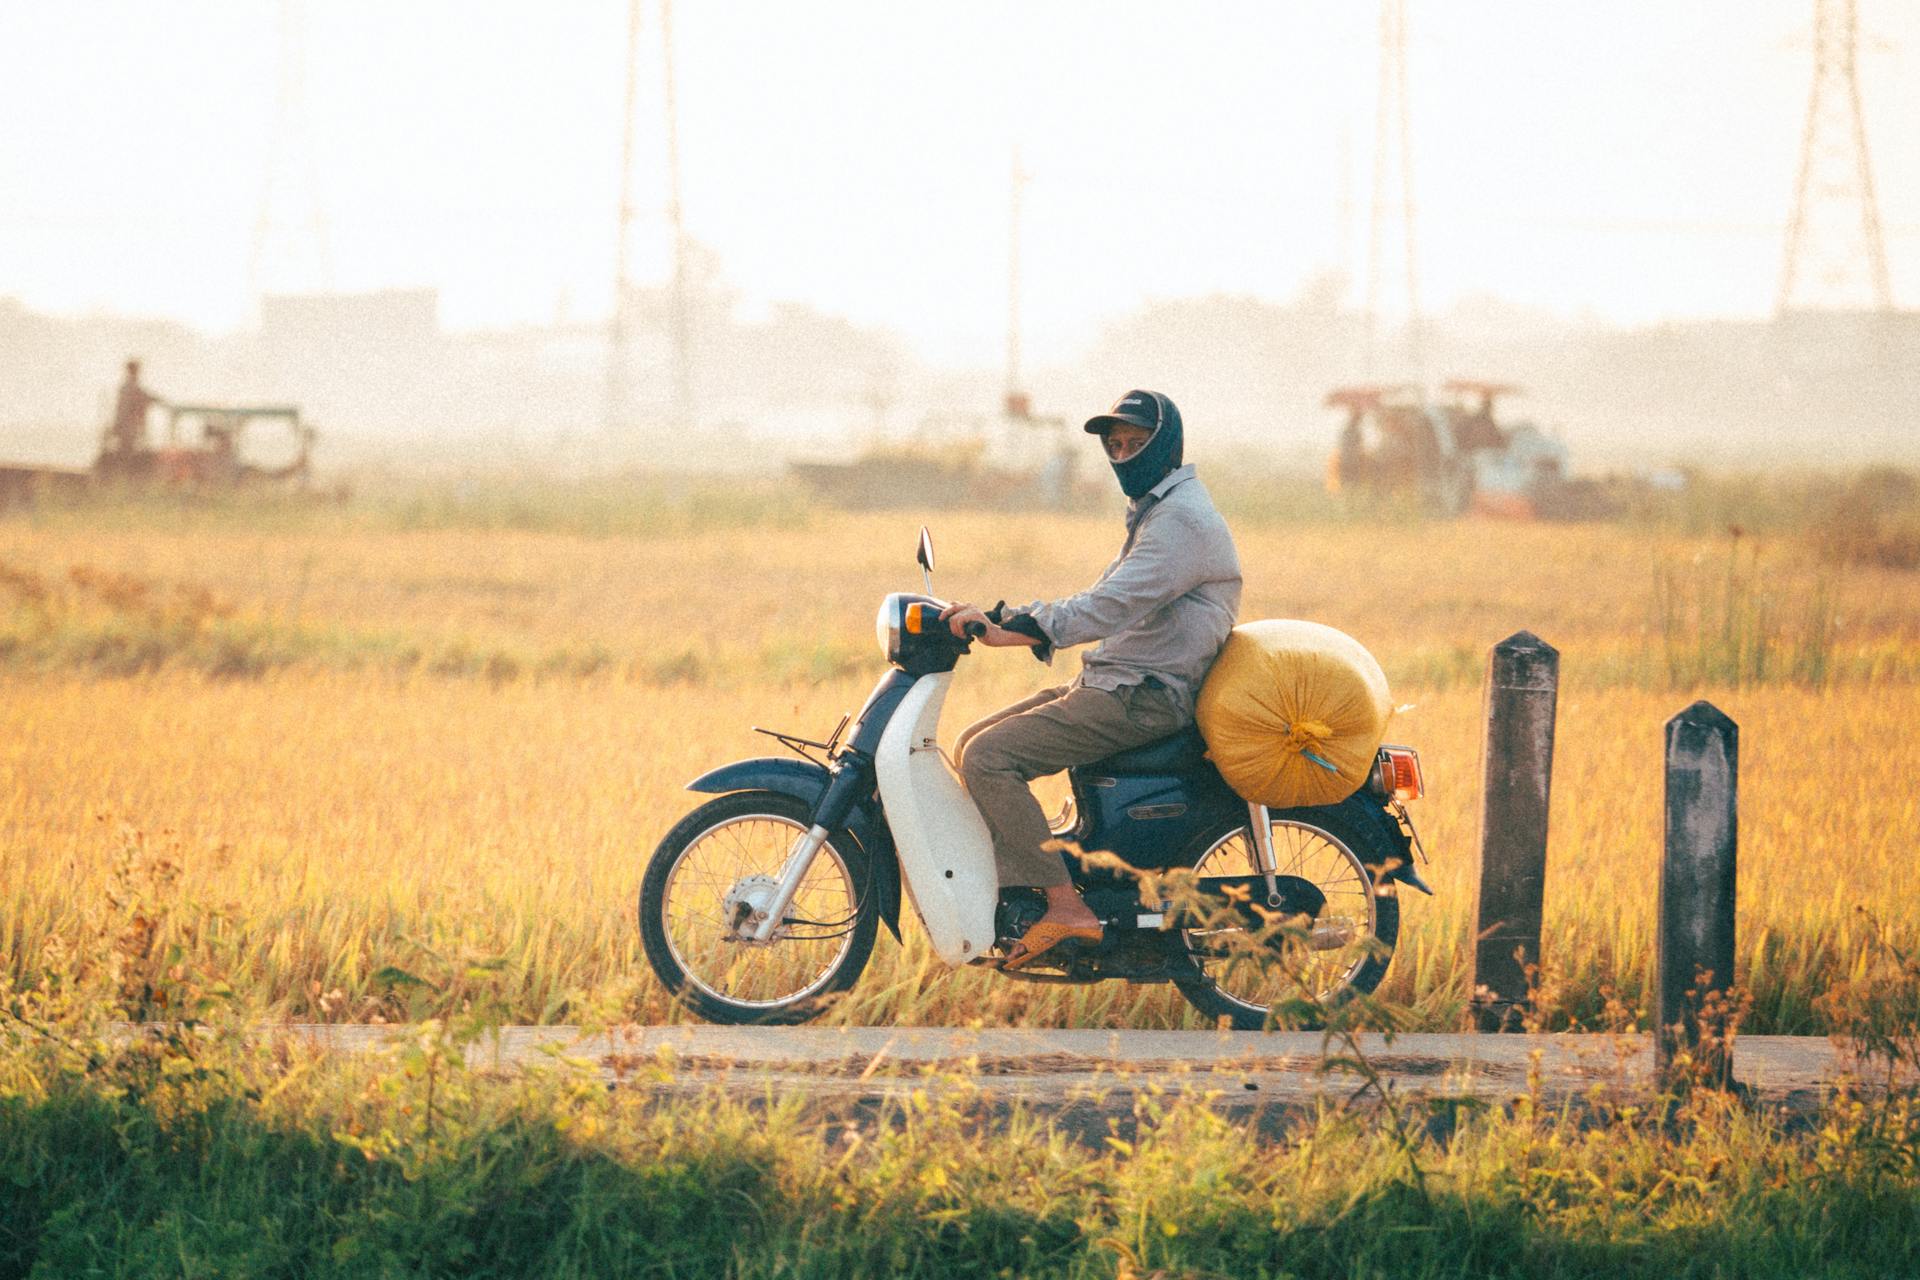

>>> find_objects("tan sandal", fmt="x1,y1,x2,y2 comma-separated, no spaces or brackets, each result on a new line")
1000,920,1103,972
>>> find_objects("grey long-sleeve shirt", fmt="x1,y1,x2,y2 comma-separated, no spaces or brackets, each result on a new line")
1015,464,1242,720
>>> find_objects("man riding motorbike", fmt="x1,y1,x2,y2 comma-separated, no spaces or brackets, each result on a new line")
940,389,1243,970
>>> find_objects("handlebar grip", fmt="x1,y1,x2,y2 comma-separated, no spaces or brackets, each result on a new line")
962,620,988,641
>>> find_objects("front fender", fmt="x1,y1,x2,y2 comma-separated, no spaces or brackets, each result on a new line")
687,756,833,802
686,756,903,941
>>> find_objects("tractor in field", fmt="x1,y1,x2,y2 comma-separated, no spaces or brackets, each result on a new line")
1325,380,1605,519
96,401,315,492
0,360,319,509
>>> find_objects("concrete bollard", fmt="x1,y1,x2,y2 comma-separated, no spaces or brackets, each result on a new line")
1656,701,1739,1090
1471,631,1559,1032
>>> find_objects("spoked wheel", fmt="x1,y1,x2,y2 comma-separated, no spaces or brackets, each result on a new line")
640,790,877,1025
1174,794,1401,1030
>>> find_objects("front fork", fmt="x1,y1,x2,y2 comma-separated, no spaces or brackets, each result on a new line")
747,755,873,942
1249,801,1347,951
1248,801,1284,907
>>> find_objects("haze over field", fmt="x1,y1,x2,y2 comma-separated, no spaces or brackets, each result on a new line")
2,1,1917,472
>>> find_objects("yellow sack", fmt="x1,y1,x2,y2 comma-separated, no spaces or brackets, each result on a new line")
1195,620,1392,809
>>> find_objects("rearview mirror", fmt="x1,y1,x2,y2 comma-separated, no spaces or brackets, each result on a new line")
917,527,935,594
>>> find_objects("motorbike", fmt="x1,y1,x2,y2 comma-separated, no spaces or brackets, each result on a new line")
640,529,1433,1028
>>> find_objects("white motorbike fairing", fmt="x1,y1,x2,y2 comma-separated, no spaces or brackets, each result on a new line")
873,671,1000,965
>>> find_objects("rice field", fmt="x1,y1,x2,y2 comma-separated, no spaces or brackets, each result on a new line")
3,480,1917,1032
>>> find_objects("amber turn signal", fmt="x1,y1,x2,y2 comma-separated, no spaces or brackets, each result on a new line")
1375,745,1424,802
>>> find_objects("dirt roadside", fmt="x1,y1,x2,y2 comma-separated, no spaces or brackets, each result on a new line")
259,1025,1895,1142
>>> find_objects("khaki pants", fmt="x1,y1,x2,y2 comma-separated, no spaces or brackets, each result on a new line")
955,680,1187,888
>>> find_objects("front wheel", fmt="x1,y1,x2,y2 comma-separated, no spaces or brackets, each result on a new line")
640,790,878,1025
1174,795,1402,1030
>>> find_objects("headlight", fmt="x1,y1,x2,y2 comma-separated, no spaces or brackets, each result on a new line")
875,593,904,666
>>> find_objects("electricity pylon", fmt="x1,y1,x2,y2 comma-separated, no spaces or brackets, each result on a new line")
1778,0,1893,313
605,0,643,436
250,0,332,299
605,0,694,436
1364,0,1420,378
660,0,694,430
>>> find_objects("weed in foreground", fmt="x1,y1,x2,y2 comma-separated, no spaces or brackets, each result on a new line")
1817,911,1920,1092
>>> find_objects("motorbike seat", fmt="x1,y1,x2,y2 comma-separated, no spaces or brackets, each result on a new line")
1083,724,1212,777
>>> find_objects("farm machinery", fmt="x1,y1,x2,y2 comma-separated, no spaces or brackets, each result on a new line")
1324,380,1607,519
95,401,314,491
0,362,318,509
791,390,1099,512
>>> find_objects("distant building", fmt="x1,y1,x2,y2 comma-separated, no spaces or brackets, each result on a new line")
260,289,440,353
254,289,452,437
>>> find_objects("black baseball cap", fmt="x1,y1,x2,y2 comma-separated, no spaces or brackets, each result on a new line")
1084,389,1168,435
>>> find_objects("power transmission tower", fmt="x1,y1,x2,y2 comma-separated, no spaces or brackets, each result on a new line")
250,0,332,300
604,0,695,437
1005,147,1030,417
606,0,643,436
1337,116,1356,294
1364,0,1420,379
1778,0,1893,313
660,0,695,430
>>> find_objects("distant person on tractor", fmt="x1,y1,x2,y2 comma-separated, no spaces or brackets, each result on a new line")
103,359,162,461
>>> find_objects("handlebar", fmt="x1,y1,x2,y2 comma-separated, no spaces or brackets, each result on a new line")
962,620,987,641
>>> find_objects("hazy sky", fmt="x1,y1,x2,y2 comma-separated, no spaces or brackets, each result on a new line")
2,1,1916,365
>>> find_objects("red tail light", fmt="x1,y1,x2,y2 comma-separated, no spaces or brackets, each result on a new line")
1372,745,1424,802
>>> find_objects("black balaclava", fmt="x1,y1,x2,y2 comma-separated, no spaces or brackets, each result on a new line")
1083,389,1184,499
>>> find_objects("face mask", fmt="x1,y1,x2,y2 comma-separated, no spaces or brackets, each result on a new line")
1107,393,1184,499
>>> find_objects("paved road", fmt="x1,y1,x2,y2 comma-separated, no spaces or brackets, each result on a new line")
272,1025,1878,1138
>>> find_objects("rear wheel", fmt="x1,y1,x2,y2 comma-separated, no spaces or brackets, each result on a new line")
640,790,877,1025
1174,795,1401,1030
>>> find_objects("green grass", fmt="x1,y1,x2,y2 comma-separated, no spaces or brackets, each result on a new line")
2,1028,1916,1279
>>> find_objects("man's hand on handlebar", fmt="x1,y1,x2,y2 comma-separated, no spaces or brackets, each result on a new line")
938,603,1040,647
